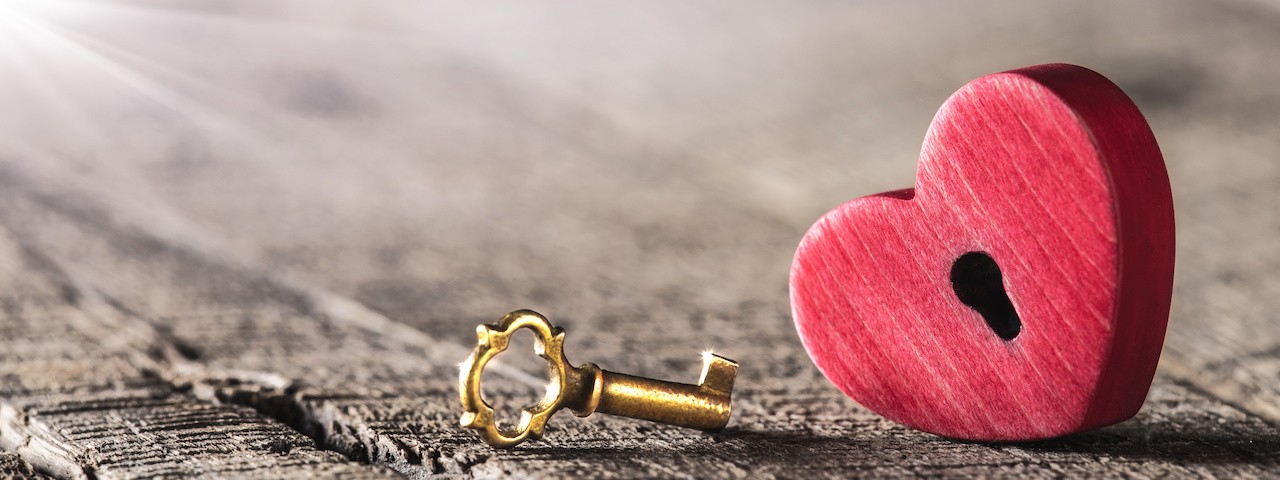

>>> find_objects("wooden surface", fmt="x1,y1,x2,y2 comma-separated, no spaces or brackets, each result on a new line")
0,0,1276,478
791,64,1176,441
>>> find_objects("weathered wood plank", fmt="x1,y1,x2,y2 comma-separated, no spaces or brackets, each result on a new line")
0,169,478,477
0,213,400,479
1,383,402,480
3,162,1277,479
36,0,1270,426
0,452,47,479
0,0,1276,478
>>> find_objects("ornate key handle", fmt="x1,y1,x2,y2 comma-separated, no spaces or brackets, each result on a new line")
458,310,577,448
459,309,737,448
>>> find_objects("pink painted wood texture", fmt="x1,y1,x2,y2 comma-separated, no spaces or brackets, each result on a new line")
789,64,1175,441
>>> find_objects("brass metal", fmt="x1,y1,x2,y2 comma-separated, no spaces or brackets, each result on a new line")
458,309,738,448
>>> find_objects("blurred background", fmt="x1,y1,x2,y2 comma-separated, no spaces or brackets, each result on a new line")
0,0,1276,476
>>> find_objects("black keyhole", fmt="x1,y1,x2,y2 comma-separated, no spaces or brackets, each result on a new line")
950,252,1021,341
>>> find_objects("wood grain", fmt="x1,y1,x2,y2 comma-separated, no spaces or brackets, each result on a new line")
0,0,1275,478
790,64,1175,440
0,452,47,479
0,199,402,479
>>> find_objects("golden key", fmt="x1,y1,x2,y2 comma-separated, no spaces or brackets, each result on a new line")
458,309,738,448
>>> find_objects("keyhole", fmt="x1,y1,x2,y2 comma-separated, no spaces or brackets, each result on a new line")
950,252,1021,341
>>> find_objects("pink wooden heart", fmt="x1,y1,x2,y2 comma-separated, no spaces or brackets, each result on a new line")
790,64,1175,441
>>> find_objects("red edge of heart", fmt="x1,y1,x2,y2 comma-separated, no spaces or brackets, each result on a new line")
790,63,1175,441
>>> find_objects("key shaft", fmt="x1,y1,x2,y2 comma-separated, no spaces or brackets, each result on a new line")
564,353,737,431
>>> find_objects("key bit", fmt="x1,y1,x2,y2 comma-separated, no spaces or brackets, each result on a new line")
458,309,738,448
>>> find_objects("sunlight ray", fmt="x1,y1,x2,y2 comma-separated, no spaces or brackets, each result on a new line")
20,18,239,133
25,12,288,128
0,2,317,171
6,0,383,42
0,28,110,154
0,10,120,156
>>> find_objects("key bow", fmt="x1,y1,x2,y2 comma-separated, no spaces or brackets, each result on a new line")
458,309,581,448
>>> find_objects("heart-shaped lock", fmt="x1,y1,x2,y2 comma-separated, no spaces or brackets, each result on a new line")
790,64,1174,441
